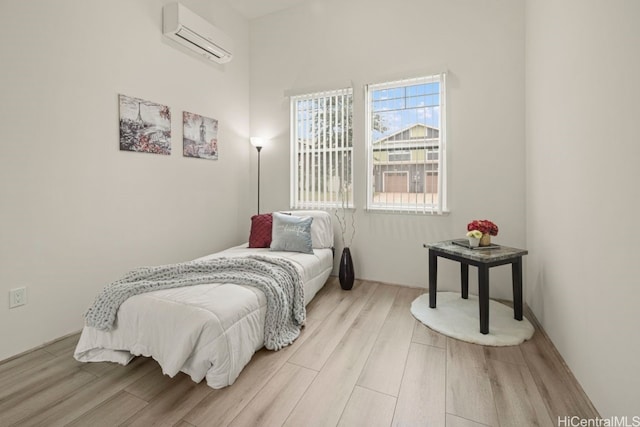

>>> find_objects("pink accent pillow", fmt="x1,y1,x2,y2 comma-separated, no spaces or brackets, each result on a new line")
248,213,273,248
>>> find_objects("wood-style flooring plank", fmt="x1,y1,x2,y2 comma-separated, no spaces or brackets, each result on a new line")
42,333,81,357
304,277,345,324
0,352,84,402
337,386,396,427
79,360,124,378
348,283,399,333
412,319,447,349
228,362,316,427
446,413,490,427
183,342,308,426
65,391,147,427
483,344,526,366
392,342,446,427
17,356,157,427
287,280,379,371
0,349,56,382
487,358,554,427
446,338,499,426
520,329,600,419
283,327,379,427
283,284,398,427
120,373,212,427
125,363,178,402
0,361,96,426
357,287,420,396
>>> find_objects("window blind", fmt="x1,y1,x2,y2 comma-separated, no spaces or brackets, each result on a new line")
290,88,353,209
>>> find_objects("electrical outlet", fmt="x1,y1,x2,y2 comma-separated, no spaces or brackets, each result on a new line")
9,287,27,308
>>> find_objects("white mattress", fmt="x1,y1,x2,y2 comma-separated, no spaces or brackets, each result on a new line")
74,245,333,388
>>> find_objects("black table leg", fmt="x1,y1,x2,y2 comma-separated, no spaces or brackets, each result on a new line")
512,257,523,321
478,265,489,334
429,250,437,308
461,263,469,299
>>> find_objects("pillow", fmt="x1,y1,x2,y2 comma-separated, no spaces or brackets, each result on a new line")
282,210,334,249
248,213,273,248
270,212,314,254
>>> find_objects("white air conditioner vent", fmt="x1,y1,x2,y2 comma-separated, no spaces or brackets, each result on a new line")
163,3,233,64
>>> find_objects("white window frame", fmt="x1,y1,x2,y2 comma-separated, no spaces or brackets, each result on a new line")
290,88,354,209
365,74,447,214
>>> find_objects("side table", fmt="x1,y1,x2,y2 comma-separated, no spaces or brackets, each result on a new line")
424,240,528,335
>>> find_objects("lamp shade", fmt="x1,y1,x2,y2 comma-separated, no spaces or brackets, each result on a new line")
250,137,264,148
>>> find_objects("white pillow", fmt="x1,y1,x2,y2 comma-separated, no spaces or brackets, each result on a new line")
283,210,334,249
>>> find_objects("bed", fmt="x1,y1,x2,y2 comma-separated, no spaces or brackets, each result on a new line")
74,210,334,389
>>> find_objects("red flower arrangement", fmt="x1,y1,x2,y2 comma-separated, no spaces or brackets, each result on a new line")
467,219,499,236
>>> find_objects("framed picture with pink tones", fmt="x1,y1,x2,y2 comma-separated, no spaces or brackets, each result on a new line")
183,111,218,160
119,94,171,155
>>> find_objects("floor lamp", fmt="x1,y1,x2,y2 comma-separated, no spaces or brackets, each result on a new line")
250,137,264,214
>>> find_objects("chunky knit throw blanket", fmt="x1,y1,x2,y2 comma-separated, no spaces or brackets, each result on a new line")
84,255,305,350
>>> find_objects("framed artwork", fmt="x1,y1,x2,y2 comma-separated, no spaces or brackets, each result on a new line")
119,94,171,155
183,111,218,160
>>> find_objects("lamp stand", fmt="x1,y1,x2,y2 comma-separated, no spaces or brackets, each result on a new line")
256,145,262,214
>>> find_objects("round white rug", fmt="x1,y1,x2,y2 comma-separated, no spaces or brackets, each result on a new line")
411,292,534,346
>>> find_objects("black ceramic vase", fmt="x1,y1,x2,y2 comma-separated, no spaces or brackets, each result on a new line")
339,247,355,290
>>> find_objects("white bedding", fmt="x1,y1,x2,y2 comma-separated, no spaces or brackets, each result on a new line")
74,244,333,388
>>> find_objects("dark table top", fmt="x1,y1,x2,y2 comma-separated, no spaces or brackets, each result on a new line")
424,240,528,264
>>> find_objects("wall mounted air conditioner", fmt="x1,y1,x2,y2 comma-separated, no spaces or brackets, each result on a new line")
163,2,233,64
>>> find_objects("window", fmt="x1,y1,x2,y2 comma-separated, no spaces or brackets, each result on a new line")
388,151,411,162
366,74,447,213
290,88,353,209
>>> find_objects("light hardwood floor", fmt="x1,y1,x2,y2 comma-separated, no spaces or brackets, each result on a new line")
0,278,599,426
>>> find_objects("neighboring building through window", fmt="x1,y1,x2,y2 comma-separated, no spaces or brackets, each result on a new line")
366,74,447,213
290,88,353,209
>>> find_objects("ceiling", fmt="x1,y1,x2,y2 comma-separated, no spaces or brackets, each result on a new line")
224,0,313,19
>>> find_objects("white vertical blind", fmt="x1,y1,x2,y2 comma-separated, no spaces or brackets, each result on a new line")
290,88,353,209
365,73,447,214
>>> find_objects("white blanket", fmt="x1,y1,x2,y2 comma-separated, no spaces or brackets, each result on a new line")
74,245,333,388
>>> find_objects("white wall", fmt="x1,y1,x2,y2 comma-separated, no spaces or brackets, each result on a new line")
250,0,526,293
0,0,251,361
526,0,640,417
